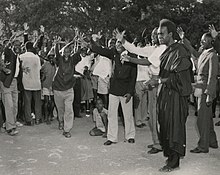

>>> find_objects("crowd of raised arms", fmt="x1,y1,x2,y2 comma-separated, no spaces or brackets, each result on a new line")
0,19,220,172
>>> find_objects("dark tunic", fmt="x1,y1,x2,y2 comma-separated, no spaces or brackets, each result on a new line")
158,42,193,157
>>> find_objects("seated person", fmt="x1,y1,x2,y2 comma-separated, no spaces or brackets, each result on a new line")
89,98,108,137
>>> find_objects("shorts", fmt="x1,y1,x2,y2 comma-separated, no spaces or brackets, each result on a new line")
91,75,99,90
97,77,109,95
42,87,54,96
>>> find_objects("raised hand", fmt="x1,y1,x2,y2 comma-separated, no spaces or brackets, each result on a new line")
40,25,45,33
114,28,126,42
177,27,185,39
23,23,29,31
209,24,218,39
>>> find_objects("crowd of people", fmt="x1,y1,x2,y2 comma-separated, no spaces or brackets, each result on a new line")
0,19,220,172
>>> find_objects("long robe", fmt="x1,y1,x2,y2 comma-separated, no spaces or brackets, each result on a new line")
158,42,193,157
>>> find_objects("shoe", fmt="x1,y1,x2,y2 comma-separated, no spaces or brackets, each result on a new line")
147,144,153,148
128,138,135,143
102,133,107,138
159,165,179,172
59,122,64,130
210,144,218,149
25,121,34,126
141,123,146,127
7,128,19,136
63,132,71,138
147,148,162,154
215,121,220,126
46,120,51,125
190,147,208,153
104,140,116,146
136,124,143,128
16,121,23,127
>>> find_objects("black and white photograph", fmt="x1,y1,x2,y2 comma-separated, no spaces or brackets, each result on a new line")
0,0,220,174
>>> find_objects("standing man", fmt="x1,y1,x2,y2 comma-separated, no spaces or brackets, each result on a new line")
116,27,166,154
148,19,193,172
53,40,81,138
0,37,22,135
89,35,137,145
177,27,219,152
20,41,42,125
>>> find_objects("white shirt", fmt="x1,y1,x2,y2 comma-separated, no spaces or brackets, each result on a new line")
20,52,41,90
93,55,112,79
136,56,150,81
75,54,93,75
14,54,20,78
123,41,167,75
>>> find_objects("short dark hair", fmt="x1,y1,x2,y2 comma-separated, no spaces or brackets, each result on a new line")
159,19,176,37
25,41,34,50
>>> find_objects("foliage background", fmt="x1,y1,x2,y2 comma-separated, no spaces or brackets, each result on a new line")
0,0,220,47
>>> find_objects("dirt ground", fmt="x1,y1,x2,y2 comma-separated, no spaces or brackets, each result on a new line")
0,105,220,175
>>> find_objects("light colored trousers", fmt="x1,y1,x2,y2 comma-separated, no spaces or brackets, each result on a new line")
54,88,74,132
1,79,18,130
107,94,135,142
134,81,148,125
148,87,162,150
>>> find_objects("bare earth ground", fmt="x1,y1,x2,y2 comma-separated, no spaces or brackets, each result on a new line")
0,105,220,175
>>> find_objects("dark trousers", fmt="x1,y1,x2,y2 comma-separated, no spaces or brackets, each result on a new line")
197,94,218,151
24,90,42,122
163,140,180,168
73,77,81,117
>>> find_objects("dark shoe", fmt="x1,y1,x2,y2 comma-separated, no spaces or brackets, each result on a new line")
210,144,218,149
159,165,179,172
25,121,34,126
59,122,64,130
7,128,19,136
128,138,135,143
147,144,153,148
141,123,146,127
215,121,220,126
148,147,162,154
136,124,143,128
63,132,71,138
190,147,208,153
46,120,51,125
104,140,116,146
102,133,107,138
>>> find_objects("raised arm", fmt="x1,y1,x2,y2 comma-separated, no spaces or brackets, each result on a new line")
177,27,200,59
209,24,220,55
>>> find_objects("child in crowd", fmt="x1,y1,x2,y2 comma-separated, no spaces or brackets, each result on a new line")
89,98,108,137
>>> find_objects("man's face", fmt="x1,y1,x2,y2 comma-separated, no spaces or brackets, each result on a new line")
13,40,21,54
64,47,71,57
115,40,125,53
96,100,104,111
157,27,171,45
200,34,212,50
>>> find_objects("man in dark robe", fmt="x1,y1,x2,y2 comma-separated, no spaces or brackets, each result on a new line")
148,19,193,172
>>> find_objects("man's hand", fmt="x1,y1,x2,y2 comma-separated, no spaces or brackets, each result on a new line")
40,25,45,33
114,29,126,43
177,27,185,40
209,24,218,39
23,23,29,31
206,95,213,107
124,93,132,103
120,53,130,63
148,78,159,89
